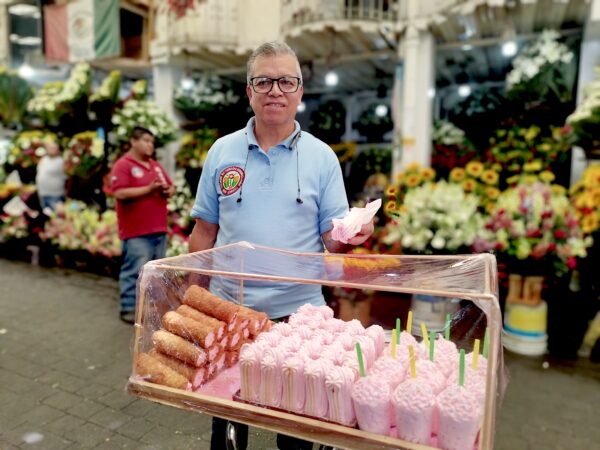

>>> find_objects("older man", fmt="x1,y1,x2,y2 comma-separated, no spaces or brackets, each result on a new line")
189,41,373,450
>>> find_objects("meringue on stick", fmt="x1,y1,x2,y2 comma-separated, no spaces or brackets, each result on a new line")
436,349,483,450
352,373,392,434
392,344,435,444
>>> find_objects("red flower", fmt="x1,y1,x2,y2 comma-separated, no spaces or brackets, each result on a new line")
554,230,567,239
566,256,577,270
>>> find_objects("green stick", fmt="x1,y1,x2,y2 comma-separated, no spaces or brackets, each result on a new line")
429,330,435,362
459,349,465,387
356,342,366,377
396,318,401,344
483,328,489,359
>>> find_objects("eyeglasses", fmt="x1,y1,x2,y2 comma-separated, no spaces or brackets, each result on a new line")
249,76,302,93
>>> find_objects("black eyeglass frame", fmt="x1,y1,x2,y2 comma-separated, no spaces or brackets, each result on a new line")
249,76,302,93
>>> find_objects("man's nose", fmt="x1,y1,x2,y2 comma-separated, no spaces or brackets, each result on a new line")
268,81,283,96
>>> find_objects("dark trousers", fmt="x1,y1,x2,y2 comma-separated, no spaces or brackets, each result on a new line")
211,417,314,450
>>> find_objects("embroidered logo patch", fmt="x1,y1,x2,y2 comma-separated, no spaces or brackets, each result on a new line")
219,166,245,195
131,167,144,179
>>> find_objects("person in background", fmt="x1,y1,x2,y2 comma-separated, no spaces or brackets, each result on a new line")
36,141,66,211
110,126,175,324
188,41,373,450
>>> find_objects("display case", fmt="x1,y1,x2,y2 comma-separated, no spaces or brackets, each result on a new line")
127,241,505,450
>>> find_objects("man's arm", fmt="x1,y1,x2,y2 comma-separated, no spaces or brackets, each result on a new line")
189,218,219,252
322,221,375,254
113,179,164,200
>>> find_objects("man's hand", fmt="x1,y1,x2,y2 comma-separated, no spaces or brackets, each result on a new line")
149,179,164,192
162,184,176,198
346,220,374,246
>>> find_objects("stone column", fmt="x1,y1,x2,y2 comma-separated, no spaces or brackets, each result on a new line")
392,0,435,176
0,3,9,66
152,58,184,177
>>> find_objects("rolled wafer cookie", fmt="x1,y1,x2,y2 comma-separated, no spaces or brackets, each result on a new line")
176,305,225,341
183,286,239,323
238,306,268,335
135,353,191,390
162,311,216,348
148,349,207,389
152,330,207,367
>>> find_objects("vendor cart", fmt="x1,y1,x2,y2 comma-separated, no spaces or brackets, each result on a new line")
127,242,505,450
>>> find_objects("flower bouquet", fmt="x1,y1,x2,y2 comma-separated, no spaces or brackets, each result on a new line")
63,131,105,178
112,99,178,148
27,62,91,126
167,170,195,234
570,164,600,236
566,67,600,155
384,162,436,215
42,200,121,258
330,142,357,165
167,233,189,257
382,180,486,254
432,121,477,178
0,214,29,242
90,70,121,105
175,127,218,169
480,182,592,276
448,162,501,214
7,130,59,169
488,124,571,187
506,29,576,104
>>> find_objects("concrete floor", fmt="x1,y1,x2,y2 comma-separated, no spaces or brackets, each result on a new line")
0,258,598,450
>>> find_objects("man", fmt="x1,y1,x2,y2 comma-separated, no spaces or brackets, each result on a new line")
36,141,66,211
189,42,373,450
111,126,175,324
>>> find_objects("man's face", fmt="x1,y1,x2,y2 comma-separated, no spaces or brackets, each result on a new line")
246,54,303,128
131,133,155,159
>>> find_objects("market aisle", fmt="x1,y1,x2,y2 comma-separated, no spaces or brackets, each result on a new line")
0,258,599,450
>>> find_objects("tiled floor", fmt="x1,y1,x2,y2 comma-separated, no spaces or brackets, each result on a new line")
0,258,598,449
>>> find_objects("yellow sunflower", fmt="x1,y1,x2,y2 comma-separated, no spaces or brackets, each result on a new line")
405,174,422,188
450,167,466,182
484,187,500,200
506,175,521,186
462,179,476,192
523,160,543,172
465,161,484,177
551,184,567,195
385,200,397,213
581,214,599,234
405,162,421,172
386,185,398,197
481,169,499,185
421,167,436,181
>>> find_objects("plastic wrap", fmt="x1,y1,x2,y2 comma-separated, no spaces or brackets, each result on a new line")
127,241,506,450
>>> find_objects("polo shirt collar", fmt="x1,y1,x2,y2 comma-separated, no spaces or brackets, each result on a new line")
245,117,301,151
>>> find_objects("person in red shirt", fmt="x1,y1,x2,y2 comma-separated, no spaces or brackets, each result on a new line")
110,126,175,323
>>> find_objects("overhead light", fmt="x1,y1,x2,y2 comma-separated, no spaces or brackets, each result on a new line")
324,70,338,87
375,104,388,117
297,102,306,113
428,88,436,99
18,64,34,78
458,85,471,97
9,34,19,43
180,76,194,90
461,44,473,51
502,41,518,57
8,4,39,17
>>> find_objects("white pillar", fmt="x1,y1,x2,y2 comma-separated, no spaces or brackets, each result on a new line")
0,4,9,66
570,18,600,185
394,24,435,173
152,60,183,177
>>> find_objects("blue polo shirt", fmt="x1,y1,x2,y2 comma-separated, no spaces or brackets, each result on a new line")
191,117,349,318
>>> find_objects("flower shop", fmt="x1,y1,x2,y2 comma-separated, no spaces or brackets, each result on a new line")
1,0,600,363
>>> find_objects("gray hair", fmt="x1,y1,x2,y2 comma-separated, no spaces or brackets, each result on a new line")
246,41,302,84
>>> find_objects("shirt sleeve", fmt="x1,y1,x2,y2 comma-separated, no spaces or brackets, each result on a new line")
318,148,349,235
109,159,131,193
190,142,220,224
